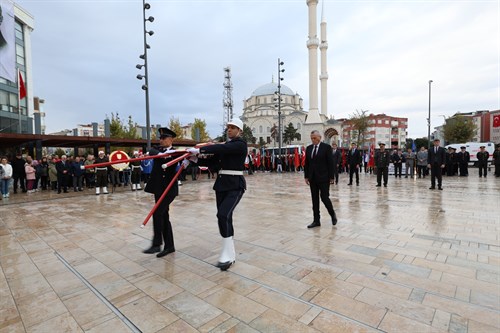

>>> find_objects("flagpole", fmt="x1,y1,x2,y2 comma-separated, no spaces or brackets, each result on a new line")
17,68,22,134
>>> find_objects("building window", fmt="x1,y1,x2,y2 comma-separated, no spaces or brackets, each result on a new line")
267,127,270,133
259,125,263,133
378,120,382,124
297,123,301,129
15,21,24,41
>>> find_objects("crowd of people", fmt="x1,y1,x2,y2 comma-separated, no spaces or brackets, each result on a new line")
0,150,154,199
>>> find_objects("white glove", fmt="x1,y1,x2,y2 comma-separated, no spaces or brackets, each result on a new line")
161,163,167,169
80,165,85,170
182,159,190,169
186,148,200,155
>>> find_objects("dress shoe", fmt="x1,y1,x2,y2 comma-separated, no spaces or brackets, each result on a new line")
142,246,161,254
438,187,443,190
156,247,175,258
429,186,435,190
356,183,359,186
216,261,234,271
384,184,387,187
376,184,381,187
307,222,321,228
347,183,352,186
332,218,337,226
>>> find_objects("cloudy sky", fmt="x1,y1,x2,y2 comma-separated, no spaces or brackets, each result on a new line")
16,0,499,139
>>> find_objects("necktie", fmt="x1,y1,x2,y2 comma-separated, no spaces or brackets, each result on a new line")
312,145,317,158
435,147,437,154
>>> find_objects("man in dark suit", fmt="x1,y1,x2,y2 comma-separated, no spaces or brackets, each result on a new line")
347,142,362,185
143,127,179,258
304,130,337,229
331,143,341,184
56,155,71,193
427,138,446,190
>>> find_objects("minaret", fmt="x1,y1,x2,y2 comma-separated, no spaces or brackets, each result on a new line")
319,1,328,117
305,0,322,124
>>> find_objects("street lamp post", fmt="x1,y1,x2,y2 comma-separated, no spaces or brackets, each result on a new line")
136,0,154,150
275,58,285,156
427,80,433,149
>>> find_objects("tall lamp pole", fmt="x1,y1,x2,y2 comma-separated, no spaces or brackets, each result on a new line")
136,0,154,150
275,58,285,156
427,80,433,149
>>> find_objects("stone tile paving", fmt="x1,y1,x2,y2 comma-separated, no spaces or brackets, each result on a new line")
0,171,499,332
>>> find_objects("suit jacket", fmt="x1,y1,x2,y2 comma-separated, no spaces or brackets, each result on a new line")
331,149,341,169
347,148,362,166
199,137,247,192
457,151,470,164
56,160,71,176
304,142,334,183
144,146,179,200
428,146,446,165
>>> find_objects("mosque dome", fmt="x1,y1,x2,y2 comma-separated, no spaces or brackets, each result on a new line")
251,82,295,97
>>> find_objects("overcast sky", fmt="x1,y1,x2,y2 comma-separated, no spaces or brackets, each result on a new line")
16,0,500,139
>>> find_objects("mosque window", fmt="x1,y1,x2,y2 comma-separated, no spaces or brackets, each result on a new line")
259,125,263,133
297,123,301,129
267,127,270,133
252,128,256,134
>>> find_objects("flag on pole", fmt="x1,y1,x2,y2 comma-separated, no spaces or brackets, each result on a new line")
411,140,417,152
294,148,300,168
493,114,500,128
19,71,26,100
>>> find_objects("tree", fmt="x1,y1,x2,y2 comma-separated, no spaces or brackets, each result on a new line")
348,109,370,147
109,113,139,139
443,115,476,144
242,124,256,144
168,117,184,139
258,137,267,148
124,115,139,139
191,118,210,142
283,122,300,145
414,137,429,150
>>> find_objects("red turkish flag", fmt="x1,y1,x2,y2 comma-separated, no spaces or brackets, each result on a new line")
493,114,500,128
19,72,27,100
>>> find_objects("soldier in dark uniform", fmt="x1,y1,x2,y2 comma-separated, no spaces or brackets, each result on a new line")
375,143,391,187
94,151,109,195
187,119,247,271
130,151,142,190
143,127,179,258
457,146,470,176
476,146,489,177
445,147,454,176
493,144,500,177
427,139,446,190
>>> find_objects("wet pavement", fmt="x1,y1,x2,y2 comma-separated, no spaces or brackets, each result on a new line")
1,171,499,332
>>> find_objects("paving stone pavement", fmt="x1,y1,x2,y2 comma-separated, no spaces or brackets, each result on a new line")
0,171,499,332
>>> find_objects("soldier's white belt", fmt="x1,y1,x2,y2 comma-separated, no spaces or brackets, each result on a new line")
132,166,141,169
96,167,107,171
219,170,244,176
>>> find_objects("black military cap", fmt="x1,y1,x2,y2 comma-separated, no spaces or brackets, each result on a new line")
158,127,176,139
460,146,466,149
479,145,485,148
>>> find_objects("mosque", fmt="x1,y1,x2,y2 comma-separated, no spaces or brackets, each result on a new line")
241,0,342,147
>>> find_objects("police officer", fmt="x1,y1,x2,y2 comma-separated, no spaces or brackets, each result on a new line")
457,146,470,176
94,151,109,195
143,127,179,258
476,146,489,177
187,119,247,271
130,151,142,190
375,143,391,187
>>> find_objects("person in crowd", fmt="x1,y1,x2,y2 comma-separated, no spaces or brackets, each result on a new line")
391,149,404,178
0,163,3,200
347,142,362,186
24,156,36,193
56,155,70,193
48,156,58,191
363,151,369,173
331,143,341,185
84,154,95,189
31,159,40,191
476,145,489,178
303,130,337,229
11,152,26,193
143,127,180,258
38,157,49,190
94,151,109,195
1,157,13,198
404,148,415,178
187,119,247,271
130,151,142,191
71,156,84,191
141,155,153,185
457,146,470,176
445,147,455,176
427,138,446,190
416,147,428,178
493,144,500,177
375,143,391,187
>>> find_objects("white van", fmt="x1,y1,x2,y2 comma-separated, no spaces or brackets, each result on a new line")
445,142,495,166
